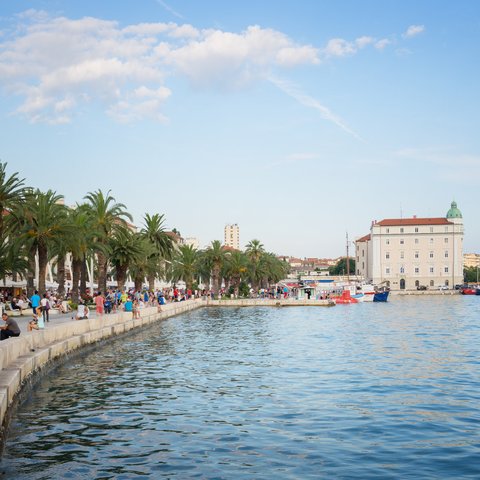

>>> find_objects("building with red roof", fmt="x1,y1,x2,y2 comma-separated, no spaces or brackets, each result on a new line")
355,202,464,291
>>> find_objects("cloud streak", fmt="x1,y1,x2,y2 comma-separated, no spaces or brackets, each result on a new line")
269,76,365,142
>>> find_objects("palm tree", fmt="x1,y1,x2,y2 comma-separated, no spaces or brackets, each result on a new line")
203,240,228,297
17,189,68,295
109,227,145,292
225,250,248,297
84,190,132,293
0,161,25,239
65,205,99,303
246,239,265,292
141,213,174,290
170,244,199,290
257,252,289,288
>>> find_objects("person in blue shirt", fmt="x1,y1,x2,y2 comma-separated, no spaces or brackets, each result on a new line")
124,298,133,312
30,290,41,315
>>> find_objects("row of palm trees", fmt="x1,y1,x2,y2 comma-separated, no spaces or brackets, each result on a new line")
1,162,289,301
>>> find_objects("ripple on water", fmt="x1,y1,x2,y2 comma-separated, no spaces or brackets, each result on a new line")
2,296,480,479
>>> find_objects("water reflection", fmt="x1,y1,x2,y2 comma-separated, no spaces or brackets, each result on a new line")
2,296,480,479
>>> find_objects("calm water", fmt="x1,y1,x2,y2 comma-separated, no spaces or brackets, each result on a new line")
2,296,480,479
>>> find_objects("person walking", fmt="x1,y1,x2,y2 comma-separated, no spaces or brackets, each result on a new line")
40,293,50,323
95,291,104,317
1,313,21,340
30,290,41,316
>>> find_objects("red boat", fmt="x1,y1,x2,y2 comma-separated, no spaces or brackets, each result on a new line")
460,287,477,295
332,289,359,304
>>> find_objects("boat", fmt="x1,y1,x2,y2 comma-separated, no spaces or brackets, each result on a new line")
332,289,359,304
373,291,389,302
476,288,480,296
460,287,477,295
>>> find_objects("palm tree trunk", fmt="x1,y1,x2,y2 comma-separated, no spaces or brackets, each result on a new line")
26,245,36,297
134,274,143,292
80,257,87,295
97,251,108,294
56,253,66,296
116,265,127,292
71,258,82,303
38,243,48,294
148,273,155,292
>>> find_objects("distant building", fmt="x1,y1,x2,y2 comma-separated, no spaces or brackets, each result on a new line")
355,201,464,290
224,224,240,250
184,237,200,249
464,253,480,269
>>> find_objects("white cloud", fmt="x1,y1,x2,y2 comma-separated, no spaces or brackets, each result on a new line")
0,12,322,122
403,25,425,38
375,38,390,50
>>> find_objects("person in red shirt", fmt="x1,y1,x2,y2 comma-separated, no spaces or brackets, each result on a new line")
95,291,104,316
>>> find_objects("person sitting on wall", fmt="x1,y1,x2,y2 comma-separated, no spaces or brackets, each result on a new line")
75,301,89,320
124,298,133,314
1,313,21,340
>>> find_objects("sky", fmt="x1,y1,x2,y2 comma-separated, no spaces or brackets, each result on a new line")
1,0,479,258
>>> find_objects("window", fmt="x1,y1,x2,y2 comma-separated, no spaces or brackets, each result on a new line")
400,266,405,274
444,267,449,273
429,251,434,258
415,238,419,244
386,252,390,259
430,227,434,233
415,267,419,273
400,251,404,259
386,228,390,233
430,238,434,244
444,238,448,243
415,251,419,259
430,267,434,273
415,227,419,233
400,227,404,233
445,226,449,232
362,262,365,269
430,280,434,287
362,249,365,257
445,251,449,258
400,239,404,245
386,267,390,274
386,239,390,245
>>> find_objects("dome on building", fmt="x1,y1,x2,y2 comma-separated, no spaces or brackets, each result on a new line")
446,200,462,219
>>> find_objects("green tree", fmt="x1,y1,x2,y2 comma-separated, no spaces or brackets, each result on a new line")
245,239,265,292
141,213,174,290
109,228,145,292
16,190,68,295
0,161,25,240
84,190,132,293
170,244,199,290
224,250,248,297
464,266,479,283
203,240,228,297
328,257,356,276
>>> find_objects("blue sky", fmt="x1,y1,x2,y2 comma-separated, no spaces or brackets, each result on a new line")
1,1,479,257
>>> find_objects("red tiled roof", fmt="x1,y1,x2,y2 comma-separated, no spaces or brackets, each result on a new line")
357,234,371,242
376,218,452,226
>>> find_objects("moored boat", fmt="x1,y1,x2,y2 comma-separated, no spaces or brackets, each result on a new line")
461,287,477,295
373,291,389,302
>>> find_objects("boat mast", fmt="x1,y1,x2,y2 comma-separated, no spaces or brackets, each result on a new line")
346,231,350,282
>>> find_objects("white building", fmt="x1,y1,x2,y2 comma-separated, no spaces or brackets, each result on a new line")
355,201,464,290
184,237,200,249
224,224,240,250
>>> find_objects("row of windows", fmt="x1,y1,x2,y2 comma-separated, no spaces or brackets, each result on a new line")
385,227,450,234
386,251,450,259
385,266,449,274
385,238,449,245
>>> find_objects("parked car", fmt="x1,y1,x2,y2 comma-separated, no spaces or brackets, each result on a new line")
437,285,449,290
417,285,427,291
